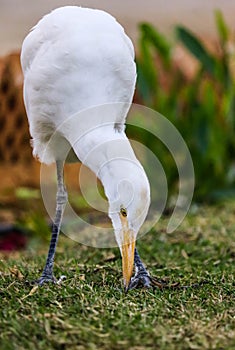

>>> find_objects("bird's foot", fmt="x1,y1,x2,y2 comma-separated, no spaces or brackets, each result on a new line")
128,270,151,290
128,270,167,291
34,274,66,286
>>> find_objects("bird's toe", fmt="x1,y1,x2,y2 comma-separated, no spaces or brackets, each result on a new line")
128,271,152,290
34,274,66,286
34,275,57,286
128,272,168,291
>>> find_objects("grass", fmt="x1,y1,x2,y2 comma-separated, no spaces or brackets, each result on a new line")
1,202,235,350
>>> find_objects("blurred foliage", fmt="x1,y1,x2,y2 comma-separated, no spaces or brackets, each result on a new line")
15,187,40,200
133,10,235,203
17,211,51,243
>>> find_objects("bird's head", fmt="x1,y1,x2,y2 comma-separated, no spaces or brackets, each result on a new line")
105,163,150,290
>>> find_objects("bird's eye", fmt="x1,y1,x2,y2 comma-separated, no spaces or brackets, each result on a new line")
120,207,127,217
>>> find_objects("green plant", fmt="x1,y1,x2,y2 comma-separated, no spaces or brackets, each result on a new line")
133,10,235,203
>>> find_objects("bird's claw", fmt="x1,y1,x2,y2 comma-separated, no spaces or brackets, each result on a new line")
128,271,167,291
34,274,66,286
128,271,152,290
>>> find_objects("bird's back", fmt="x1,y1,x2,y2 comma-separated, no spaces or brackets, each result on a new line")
21,6,136,163
21,7,135,73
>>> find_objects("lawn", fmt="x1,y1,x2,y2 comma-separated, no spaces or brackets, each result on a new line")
0,202,235,350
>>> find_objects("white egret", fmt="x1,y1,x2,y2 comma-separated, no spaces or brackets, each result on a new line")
21,6,154,290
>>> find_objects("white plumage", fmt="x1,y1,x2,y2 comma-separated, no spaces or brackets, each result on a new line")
21,6,152,290
21,6,135,162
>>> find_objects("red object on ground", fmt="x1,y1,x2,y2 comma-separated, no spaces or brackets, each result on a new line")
0,226,27,251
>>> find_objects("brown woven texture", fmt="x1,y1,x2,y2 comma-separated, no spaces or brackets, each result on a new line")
0,52,80,197
0,52,31,164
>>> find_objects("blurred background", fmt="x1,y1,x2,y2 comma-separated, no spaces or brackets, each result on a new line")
1,1,235,250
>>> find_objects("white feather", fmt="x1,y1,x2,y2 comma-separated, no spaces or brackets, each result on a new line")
21,6,150,244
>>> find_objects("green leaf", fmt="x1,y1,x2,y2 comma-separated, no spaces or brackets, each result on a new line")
215,9,229,45
176,26,217,76
137,32,158,103
139,23,171,67
214,10,231,88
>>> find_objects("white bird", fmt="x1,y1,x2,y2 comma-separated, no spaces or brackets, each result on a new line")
21,6,154,290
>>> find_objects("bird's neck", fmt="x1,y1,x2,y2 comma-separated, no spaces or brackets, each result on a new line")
72,126,141,202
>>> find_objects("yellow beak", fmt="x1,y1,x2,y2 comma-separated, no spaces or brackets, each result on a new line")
121,229,136,290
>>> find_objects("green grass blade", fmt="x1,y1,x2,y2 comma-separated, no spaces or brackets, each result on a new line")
176,26,217,76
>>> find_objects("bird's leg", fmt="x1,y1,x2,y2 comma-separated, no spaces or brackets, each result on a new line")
128,248,152,290
36,160,68,286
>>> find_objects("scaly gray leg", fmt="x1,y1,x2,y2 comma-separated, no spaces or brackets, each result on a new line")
36,160,68,285
128,248,151,290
